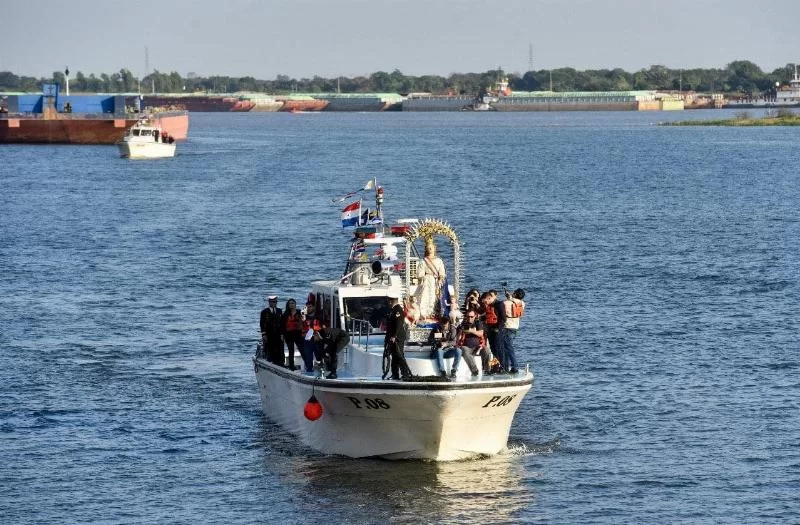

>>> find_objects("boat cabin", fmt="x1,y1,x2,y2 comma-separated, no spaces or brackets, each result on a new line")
307,217,462,351
130,127,158,138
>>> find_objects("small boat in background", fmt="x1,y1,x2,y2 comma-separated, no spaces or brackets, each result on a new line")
117,118,176,159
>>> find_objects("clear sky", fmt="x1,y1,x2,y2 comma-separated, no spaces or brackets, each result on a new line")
3,0,799,80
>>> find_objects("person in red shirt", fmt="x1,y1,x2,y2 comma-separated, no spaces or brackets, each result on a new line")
281,299,304,370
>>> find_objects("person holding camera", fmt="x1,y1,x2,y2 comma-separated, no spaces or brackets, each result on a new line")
456,310,486,376
428,317,462,379
462,288,481,315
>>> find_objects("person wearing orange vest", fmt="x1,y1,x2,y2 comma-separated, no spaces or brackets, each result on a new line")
502,288,526,374
281,298,304,370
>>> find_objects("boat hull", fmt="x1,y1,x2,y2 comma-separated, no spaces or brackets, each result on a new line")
141,95,255,112
278,99,329,112
249,100,284,112
254,357,533,460
493,99,637,111
155,111,189,141
0,110,189,144
402,96,475,111
117,141,176,159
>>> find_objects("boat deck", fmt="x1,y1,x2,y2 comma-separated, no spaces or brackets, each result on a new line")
263,341,533,388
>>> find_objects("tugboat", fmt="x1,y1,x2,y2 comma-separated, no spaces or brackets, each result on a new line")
117,117,176,159
253,181,533,461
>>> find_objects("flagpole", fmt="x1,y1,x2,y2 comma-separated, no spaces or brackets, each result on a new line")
374,178,383,223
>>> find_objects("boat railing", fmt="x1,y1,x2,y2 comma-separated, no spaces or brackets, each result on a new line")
347,317,380,347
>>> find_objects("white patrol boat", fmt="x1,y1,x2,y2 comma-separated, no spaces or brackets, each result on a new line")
253,183,533,461
117,117,176,159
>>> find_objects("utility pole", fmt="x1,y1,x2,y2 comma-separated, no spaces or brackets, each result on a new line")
145,46,156,93
528,43,533,73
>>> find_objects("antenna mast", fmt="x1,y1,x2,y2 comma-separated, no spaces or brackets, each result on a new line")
145,46,155,93
528,43,533,73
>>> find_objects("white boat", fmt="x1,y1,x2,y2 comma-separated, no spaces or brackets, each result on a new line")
253,183,533,461
117,118,176,159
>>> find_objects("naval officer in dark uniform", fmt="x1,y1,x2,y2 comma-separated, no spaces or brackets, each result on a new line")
260,295,284,365
384,291,412,380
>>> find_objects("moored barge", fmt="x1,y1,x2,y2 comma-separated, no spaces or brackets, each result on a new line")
0,84,189,144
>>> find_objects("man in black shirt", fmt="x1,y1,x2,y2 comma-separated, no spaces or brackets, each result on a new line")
457,310,486,376
259,295,284,365
313,323,350,379
384,291,412,380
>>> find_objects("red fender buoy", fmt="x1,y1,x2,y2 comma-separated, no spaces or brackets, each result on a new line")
304,394,323,421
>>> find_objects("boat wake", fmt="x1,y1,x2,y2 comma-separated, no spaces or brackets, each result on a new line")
505,436,561,457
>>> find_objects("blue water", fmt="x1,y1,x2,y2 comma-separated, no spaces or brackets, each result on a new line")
2,110,799,524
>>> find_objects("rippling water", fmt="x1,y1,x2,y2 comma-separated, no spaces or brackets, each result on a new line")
2,110,799,523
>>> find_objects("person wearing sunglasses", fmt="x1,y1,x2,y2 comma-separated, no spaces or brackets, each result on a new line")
456,310,486,377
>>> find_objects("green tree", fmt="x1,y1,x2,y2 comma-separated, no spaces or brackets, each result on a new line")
0,71,20,90
369,71,391,92
53,71,65,87
119,68,137,92
726,60,764,92
643,65,671,89
75,71,87,92
609,68,632,91
110,71,122,92
273,74,292,92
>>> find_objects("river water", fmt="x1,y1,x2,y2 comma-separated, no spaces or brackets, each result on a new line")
1,110,798,523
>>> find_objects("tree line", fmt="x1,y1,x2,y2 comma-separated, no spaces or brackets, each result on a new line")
0,61,796,97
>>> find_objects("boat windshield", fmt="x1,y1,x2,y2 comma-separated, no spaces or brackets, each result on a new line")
343,296,390,333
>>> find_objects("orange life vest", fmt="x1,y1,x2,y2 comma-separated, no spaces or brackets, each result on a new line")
510,301,524,318
484,303,499,326
285,313,302,332
303,316,322,333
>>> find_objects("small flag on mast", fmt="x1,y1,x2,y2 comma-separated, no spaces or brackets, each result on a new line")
332,179,376,203
341,200,361,228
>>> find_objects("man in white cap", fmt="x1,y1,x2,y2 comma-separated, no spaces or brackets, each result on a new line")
384,291,412,380
260,295,284,366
